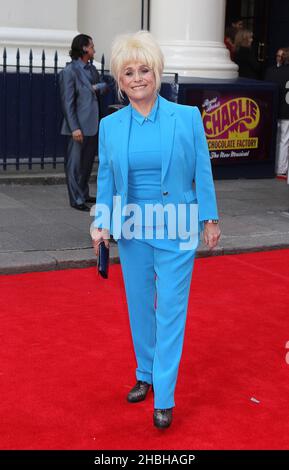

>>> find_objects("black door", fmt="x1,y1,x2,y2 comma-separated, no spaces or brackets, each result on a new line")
225,0,270,76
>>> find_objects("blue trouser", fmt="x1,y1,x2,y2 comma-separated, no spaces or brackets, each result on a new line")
117,231,196,409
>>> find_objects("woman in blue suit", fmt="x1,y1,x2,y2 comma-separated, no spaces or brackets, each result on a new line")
91,31,221,429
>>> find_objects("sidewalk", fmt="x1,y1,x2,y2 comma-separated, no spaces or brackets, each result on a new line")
0,174,289,274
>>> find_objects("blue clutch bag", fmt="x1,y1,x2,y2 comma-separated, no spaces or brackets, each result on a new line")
97,241,109,279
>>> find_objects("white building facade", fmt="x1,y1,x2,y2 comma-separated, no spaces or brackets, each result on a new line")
0,0,238,77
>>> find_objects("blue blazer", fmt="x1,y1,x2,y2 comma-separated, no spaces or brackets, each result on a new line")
95,95,218,239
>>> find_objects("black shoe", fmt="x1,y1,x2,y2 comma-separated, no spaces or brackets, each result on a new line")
71,203,90,212
127,381,152,403
153,408,173,429
86,196,96,203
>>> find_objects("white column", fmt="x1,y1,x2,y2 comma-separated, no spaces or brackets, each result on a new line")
77,0,142,70
150,0,238,78
0,0,79,68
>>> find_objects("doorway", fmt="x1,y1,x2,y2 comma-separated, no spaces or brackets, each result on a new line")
225,0,270,74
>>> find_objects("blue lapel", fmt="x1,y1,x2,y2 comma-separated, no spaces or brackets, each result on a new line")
117,95,176,189
118,104,131,189
158,95,176,182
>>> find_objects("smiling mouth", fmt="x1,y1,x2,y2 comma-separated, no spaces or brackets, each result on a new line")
132,85,146,89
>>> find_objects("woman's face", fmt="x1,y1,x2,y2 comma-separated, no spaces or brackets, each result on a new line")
85,39,95,60
119,61,156,102
247,34,253,47
276,49,284,66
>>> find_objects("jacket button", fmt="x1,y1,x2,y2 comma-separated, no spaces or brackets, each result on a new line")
163,191,168,196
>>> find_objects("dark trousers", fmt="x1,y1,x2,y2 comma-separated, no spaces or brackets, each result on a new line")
65,134,98,206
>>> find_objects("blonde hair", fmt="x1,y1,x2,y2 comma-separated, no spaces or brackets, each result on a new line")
234,29,253,50
110,30,164,101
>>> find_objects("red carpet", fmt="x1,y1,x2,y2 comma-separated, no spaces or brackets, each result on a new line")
0,249,289,450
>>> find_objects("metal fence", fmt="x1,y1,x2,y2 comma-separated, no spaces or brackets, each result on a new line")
0,48,178,171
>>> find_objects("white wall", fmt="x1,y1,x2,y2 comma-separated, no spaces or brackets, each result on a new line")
0,0,236,76
150,0,237,78
77,0,142,68
0,0,79,66
0,0,77,30
151,0,226,43
0,0,77,29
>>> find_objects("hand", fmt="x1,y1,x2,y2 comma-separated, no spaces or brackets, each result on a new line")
72,129,83,143
91,227,110,256
203,222,221,250
92,82,109,95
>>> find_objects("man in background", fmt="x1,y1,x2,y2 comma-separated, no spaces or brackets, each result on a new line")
59,34,107,211
224,16,243,60
265,47,289,177
276,48,285,68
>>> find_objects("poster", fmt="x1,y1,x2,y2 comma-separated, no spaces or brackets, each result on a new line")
183,86,276,165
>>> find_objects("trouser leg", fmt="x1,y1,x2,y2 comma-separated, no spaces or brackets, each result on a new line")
79,135,98,200
118,237,156,384
64,135,97,205
276,120,289,175
153,245,195,409
64,137,85,206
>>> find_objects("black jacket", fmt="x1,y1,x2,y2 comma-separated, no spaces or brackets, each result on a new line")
265,65,289,120
234,47,262,80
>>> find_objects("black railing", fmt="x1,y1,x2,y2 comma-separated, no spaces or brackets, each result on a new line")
1,48,65,170
0,48,178,171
